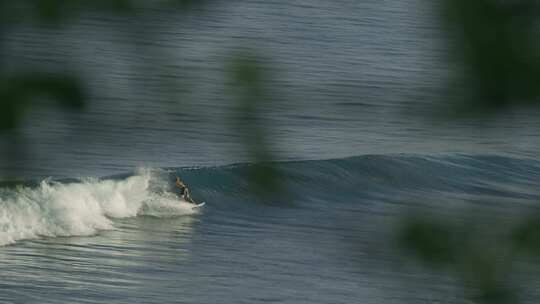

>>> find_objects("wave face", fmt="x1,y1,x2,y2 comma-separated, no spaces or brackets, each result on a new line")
180,154,540,207
1,154,540,246
0,169,197,246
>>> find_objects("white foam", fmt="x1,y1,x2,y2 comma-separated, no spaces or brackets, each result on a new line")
139,192,198,218
0,169,197,246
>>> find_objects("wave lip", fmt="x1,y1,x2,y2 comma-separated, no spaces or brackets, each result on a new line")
0,169,196,246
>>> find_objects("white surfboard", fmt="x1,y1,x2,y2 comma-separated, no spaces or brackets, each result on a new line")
192,202,206,209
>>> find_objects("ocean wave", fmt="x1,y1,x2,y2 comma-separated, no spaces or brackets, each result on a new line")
1,154,539,246
177,154,540,201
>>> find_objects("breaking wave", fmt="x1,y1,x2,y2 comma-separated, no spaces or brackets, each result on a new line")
0,169,197,246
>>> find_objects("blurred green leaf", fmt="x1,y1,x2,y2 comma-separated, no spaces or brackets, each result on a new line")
398,217,456,266
461,248,513,304
227,51,284,195
443,0,540,113
511,216,540,256
471,285,516,304
0,73,85,130
0,0,206,25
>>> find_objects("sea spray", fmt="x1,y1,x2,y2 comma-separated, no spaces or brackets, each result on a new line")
0,168,196,246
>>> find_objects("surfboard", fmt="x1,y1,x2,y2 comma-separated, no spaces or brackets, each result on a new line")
192,202,206,209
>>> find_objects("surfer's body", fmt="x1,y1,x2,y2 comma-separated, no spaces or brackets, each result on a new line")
175,177,196,204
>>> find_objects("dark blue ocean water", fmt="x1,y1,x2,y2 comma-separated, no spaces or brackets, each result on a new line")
2,1,540,303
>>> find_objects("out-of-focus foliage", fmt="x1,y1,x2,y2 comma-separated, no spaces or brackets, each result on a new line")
0,0,210,177
0,73,84,130
227,52,283,195
399,216,457,267
0,0,205,24
398,213,540,303
2,0,540,302
443,0,540,114
0,0,208,130
397,0,540,302
512,215,540,256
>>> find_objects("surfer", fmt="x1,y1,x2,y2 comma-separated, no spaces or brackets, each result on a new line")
175,176,196,204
